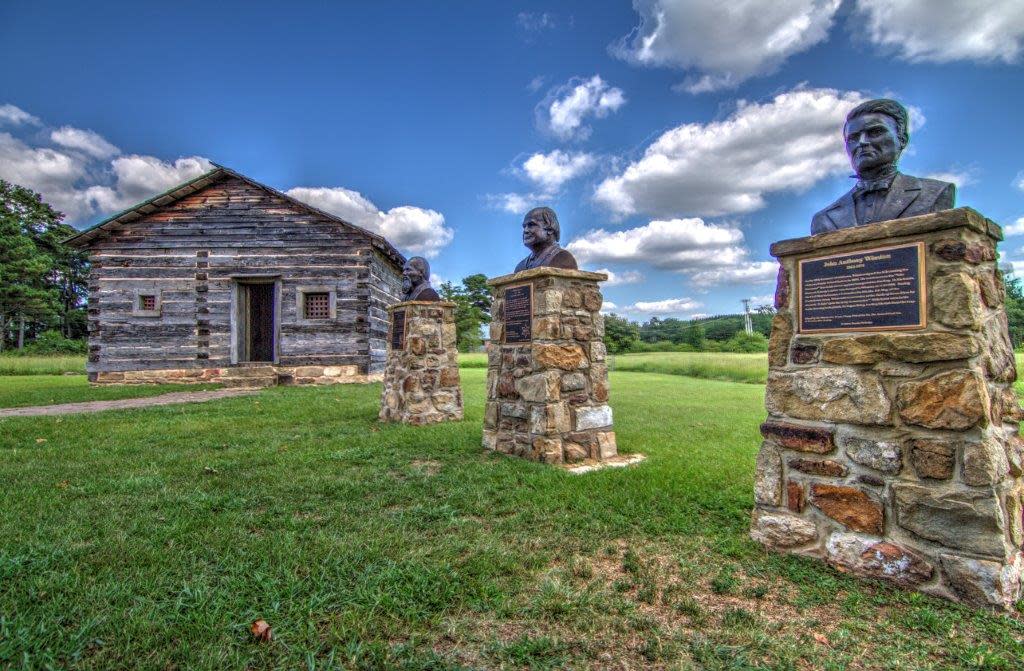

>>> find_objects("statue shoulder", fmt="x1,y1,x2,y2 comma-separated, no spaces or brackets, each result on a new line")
905,173,957,209
551,249,578,270
418,287,441,302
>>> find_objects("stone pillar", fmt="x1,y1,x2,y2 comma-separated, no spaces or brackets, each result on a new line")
379,301,462,425
483,268,616,464
754,208,1024,611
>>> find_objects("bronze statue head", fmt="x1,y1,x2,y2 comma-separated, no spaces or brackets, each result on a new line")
843,98,910,179
522,206,560,252
401,256,430,297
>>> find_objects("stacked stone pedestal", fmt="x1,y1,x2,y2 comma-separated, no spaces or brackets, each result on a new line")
484,268,616,464
379,301,462,425
753,208,1024,611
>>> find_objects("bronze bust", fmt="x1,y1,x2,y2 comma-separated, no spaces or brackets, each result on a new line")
401,256,440,301
811,98,955,235
514,206,578,272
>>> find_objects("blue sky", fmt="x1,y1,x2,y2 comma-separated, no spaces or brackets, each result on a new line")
2,1,1023,319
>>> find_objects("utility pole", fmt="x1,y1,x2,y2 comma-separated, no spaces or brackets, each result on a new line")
741,299,753,335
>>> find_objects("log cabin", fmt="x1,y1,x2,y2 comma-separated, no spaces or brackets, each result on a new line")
66,165,405,386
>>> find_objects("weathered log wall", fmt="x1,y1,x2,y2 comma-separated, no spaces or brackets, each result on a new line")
86,176,403,377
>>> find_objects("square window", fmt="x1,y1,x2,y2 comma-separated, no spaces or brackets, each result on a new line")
304,292,331,319
140,295,157,311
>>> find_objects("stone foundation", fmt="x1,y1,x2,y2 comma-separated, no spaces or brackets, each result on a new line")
91,364,376,388
484,268,616,464
753,208,1024,611
379,301,462,425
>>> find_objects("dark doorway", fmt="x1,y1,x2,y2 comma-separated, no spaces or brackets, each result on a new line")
237,282,276,362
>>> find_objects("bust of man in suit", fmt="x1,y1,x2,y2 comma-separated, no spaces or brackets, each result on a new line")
514,206,578,272
811,98,955,235
401,256,440,301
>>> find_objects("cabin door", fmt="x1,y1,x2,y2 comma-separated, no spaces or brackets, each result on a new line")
236,282,277,362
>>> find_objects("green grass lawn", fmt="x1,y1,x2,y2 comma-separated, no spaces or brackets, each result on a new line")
2,369,1021,670
0,354,87,376
0,375,222,409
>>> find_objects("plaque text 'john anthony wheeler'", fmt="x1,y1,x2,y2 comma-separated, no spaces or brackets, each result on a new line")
798,242,925,333
504,284,532,343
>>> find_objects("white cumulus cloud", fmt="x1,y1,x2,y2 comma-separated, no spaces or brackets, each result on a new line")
0,105,213,224
1002,217,1024,236
522,150,596,192
538,75,626,141
924,169,976,188
594,86,865,219
567,218,746,270
0,104,40,126
614,0,841,93
594,268,644,286
600,301,618,314
287,186,453,258
51,126,121,159
855,0,1024,64
690,262,780,288
622,297,704,316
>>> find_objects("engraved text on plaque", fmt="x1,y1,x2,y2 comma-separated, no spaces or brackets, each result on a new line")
798,242,925,333
504,284,532,343
391,309,406,350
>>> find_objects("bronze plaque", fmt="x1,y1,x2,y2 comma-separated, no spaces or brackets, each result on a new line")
798,242,926,334
504,284,532,343
391,309,406,350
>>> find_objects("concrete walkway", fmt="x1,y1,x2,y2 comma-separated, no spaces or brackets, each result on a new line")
0,388,259,418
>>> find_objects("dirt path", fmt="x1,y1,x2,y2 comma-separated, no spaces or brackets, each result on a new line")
0,388,260,418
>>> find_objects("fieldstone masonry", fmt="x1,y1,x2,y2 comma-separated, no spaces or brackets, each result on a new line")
484,268,617,464
753,208,1024,611
379,301,462,425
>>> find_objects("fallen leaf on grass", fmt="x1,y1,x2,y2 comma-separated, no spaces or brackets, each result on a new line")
250,619,272,641
203,466,219,475
35,438,47,444
56,480,69,489
812,632,830,645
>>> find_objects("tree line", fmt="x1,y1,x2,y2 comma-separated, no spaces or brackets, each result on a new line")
0,180,89,352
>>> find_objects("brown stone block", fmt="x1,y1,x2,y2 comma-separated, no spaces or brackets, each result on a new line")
894,483,1007,558
560,372,587,392
760,420,835,453
750,509,817,549
766,369,891,425
909,440,955,480
982,313,1016,383
931,271,983,330
583,290,603,312
939,553,1022,611
790,341,819,365
408,336,426,355
823,333,980,365
533,343,589,370
530,402,571,434
532,436,563,463
897,370,989,430
931,239,996,264
786,480,806,512
563,442,588,463
534,316,560,340
484,402,499,428
768,312,793,369
787,458,848,477
439,367,460,388
754,441,782,506
978,270,1004,308
497,373,517,398
562,288,582,308
962,440,1009,486
810,484,884,534
596,431,617,459
774,264,789,310
826,534,934,587
515,370,561,402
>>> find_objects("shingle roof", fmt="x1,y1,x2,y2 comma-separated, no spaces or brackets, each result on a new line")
63,163,406,267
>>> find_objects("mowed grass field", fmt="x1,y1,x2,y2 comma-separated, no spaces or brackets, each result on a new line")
2,364,1023,669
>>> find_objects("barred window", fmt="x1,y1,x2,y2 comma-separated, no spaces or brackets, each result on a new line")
139,295,157,311
304,292,331,319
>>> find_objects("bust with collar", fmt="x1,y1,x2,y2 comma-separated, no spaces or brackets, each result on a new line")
514,206,578,273
811,98,955,236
